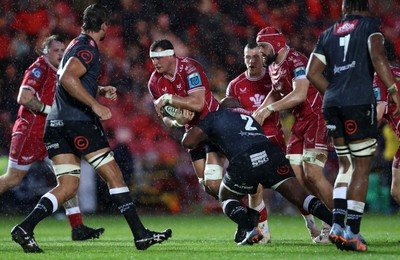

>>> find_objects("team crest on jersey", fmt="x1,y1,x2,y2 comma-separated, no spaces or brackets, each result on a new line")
249,94,265,107
188,72,202,88
31,68,42,79
21,155,34,162
294,67,306,77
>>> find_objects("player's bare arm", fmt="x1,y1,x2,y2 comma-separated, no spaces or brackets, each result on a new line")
60,57,112,120
181,126,208,149
369,34,400,116
17,88,49,113
252,88,278,125
306,53,329,94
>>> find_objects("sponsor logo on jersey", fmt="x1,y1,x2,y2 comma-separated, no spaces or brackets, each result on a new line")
31,68,42,79
50,120,64,127
294,66,306,77
250,150,269,167
239,87,247,94
176,83,183,90
187,72,202,88
326,124,336,131
333,61,356,74
46,143,60,150
249,94,265,107
373,87,381,101
334,20,358,35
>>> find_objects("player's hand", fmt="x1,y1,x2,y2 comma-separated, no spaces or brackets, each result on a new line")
92,103,112,120
99,86,117,101
390,91,400,117
252,108,271,125
175,108,195,125
154,94,172,118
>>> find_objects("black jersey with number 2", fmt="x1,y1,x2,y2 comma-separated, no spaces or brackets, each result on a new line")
196,109,270,161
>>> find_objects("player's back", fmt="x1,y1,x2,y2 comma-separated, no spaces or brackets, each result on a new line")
317,15,381,107
197,109,269,160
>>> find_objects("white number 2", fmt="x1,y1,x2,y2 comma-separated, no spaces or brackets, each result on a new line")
339,34,351,62
240,114,257,131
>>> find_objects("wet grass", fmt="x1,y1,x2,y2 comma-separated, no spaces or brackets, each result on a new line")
0,213,399,259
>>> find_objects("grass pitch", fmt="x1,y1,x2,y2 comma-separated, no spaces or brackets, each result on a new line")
0,213,399,259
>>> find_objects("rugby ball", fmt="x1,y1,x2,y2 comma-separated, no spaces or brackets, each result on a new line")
161,104,179,119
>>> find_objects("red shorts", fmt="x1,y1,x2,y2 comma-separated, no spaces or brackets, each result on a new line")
286,114,328,155
9,132,47,165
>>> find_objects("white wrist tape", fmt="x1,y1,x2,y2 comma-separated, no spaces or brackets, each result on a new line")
162,94,173,105
40,104,52,114
267,104,275,112
173,120,184,127
388,83,398,94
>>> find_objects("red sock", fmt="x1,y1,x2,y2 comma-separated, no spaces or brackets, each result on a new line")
68,213,83,229
259,205,267,222
298,206,310,215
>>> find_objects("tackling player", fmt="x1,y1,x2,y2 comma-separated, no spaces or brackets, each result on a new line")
0,34,104,241
182,97,333,246
252,27,333,243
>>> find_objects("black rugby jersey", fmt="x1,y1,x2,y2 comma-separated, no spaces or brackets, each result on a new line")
196,109,270,161
313,15,382,107
48,34,102,121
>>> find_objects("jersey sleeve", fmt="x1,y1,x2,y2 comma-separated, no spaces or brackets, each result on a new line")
72,45,97,71
290,52,308,80
20,62,46,94
226,81,235,97
372,74,387,104
186,61,209,94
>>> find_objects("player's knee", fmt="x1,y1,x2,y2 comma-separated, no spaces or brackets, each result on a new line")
87,151,115,170
53,164,81,178
302,151,327,168
348,138,377,157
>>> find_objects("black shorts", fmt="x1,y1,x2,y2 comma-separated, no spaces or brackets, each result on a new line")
323,104,378,141
223,142,295,194
189,142,221,162
44,119,110,159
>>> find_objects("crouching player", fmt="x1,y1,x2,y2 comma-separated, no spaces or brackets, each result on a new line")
181,98,332,245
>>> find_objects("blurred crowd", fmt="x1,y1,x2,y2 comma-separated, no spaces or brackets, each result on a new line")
1,0,400,214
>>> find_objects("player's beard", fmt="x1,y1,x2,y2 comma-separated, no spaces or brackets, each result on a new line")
262,53,278,67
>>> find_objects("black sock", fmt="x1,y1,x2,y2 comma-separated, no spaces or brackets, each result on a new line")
346,209,362,234
111,191,146,238
333,198,347,228
306,197,332,226
19,197,53,233
223,200,254,231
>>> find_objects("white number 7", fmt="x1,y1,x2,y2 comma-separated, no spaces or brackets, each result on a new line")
340,34,351,62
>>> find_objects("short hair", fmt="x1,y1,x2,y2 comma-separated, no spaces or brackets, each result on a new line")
245,41,259,50
344,0,369,12
150,39,174,52
36,35,64,55
81,4,111,33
